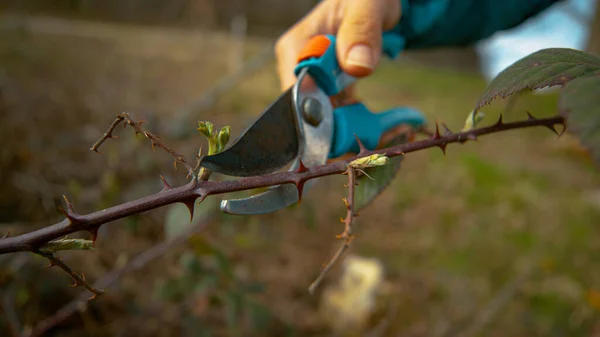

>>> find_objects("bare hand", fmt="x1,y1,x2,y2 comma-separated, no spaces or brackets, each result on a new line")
275,0,401,93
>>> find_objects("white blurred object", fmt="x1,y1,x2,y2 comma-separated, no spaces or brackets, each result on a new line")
476,0,598,83
319,255,385,335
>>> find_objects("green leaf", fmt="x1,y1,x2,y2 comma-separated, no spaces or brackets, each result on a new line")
559,73,600,165
38,238,94,253
474,48,600,111
473,47,600,168
354,133,408,212
164,197,218,240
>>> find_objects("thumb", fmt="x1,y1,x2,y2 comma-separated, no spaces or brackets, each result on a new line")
336,0,400,77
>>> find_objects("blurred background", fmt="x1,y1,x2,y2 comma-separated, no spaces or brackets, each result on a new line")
1,1,600,336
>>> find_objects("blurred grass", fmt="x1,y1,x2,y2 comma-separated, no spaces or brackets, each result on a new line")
1,15,600,337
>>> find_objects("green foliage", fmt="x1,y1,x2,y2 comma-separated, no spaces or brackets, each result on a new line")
197,121,231,155
354,134,408,212
475,47,600,166
559,74,600,165
475,48,600,110
38,238,94,253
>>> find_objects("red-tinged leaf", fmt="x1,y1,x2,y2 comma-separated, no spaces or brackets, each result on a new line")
354,133,408,212
559,73,600,166
475,48,600,111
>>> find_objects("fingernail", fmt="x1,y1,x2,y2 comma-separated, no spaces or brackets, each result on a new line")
346,44,373,69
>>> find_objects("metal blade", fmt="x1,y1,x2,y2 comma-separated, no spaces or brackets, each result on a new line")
199,88,299,177
220,68,334,215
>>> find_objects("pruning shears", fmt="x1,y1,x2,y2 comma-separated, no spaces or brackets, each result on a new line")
199,31,426,215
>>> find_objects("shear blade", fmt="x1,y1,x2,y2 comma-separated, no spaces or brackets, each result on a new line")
199,88,299,177
220,68,334,215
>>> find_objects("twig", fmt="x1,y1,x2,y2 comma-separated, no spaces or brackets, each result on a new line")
34,250,105,299
91,112,196,177
89,113,124,152
0,115,565,256
308,167,358,294
25,213,216,337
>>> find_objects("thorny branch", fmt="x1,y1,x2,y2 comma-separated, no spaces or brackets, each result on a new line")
34,250,105,299
0,114,566,257
308,166,358,294
24,213,216,337
90,112,196,177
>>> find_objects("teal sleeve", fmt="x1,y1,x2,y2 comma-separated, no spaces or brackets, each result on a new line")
393,0,565,49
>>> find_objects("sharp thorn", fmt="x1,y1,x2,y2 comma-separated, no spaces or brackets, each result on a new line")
1,230,10,239
440,122,453,135
295,180,305,203
342,197,349,208
432,122,442,140
340,217,346,224
61,195,81,224
545,124,560,137
557,122,566,137
353,134,369,155
526,111,536,120
182,199,195,222
160,175,172,191
495,114,504,126
295,159,309,174
438,143,447,155
88,228,99,245
87,293,97,301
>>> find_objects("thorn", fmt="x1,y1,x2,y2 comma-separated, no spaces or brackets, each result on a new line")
342,197,349,208
88,228,99,245
150,141,157,151
557,122,566,137
87,293,97,301
545,124,561,137
160,175,172,191
60,195,80,224
495,114,504,126
295,159,309,174
467,133,478,141
440,123,453,135
340,217,346,224
432,123,442,140
63,195,76,214
68,277,79,287
526,111,536,120
295,180,305,203
182,199,195,222
1,230,9,239
438,143,447,155
353,134,369,155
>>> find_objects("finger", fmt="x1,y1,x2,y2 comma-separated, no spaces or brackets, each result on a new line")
274,2,331,91
336,0,401,77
